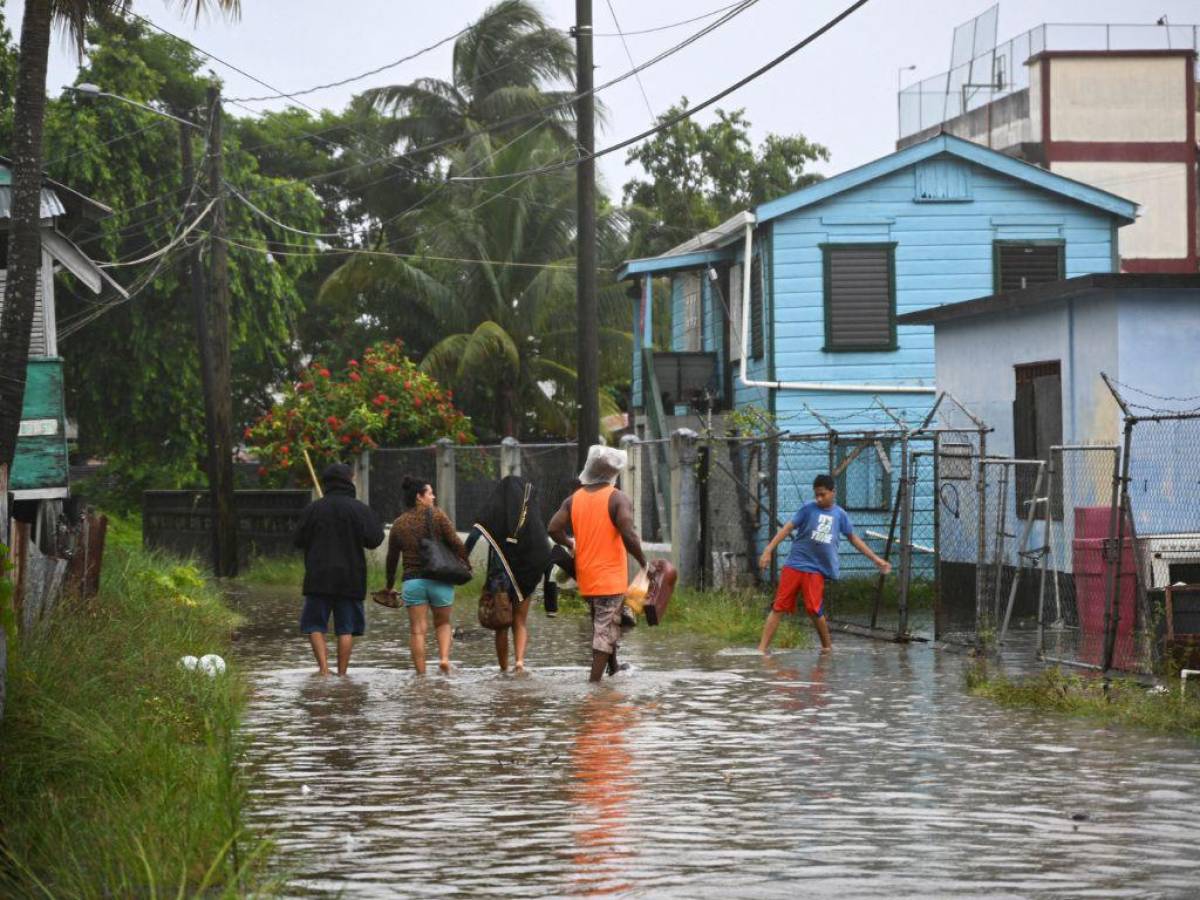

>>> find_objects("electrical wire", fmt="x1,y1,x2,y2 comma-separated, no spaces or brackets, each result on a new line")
589,2,748,37
145,0,764,200
217,235,592,271
450,0,870,182
227,25,473,103
96,196,217,267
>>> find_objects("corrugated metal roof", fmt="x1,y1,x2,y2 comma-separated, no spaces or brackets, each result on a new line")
0,186,68,220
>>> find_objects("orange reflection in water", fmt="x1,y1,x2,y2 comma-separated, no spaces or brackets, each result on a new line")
568,692,639,896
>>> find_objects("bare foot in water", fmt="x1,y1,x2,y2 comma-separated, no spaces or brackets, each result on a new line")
514,662,526,674
439,660,452,674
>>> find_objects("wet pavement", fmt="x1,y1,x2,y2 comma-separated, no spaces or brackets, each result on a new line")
233,586,1200,898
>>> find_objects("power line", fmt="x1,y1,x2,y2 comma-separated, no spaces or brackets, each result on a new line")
227,25,472,103
97,197,217,267
172,0,764,200
218,235,592,271
450,0,871,182
589,2,747,37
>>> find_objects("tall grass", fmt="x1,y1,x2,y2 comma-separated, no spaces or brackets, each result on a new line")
967,664,1200,739
657,588,812,649
0,545,276,897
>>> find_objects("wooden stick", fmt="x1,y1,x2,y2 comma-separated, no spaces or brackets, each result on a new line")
302,447,323,498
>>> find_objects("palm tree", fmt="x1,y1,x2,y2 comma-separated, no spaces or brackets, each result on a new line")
0,0,239,470
319,130,631,440
362,0,577,160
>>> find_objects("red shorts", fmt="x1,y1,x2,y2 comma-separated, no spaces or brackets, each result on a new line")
773,567,826,617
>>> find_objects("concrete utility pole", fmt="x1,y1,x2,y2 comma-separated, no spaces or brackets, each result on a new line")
205,86,238,577
574,0,599,466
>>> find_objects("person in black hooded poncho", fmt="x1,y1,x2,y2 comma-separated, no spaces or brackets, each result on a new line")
293,463,385,675
465,475,552,672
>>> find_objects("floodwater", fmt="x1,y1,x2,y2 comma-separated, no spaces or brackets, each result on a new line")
234,587,1200,898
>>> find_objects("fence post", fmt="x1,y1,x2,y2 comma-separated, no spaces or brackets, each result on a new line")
355,451,371,507
896,434,913,638
1103,418,1136,672
500,436,522,478
670,428,700,588
975,429,988,640
620,434,641,537
435,438,457,524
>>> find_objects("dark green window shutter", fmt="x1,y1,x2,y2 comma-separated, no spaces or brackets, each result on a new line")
823,245,895,351
996,243,1063,293
749,254,764,360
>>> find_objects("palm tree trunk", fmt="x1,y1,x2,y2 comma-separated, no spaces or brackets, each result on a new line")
0,0,52,469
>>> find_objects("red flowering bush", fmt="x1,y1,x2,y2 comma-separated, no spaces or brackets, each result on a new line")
246,340,472,482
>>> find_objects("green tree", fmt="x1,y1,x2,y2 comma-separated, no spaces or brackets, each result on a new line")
41,15,321,498
0,0,239,471
622,98,829,258
319,130,630,440
363,0,576,159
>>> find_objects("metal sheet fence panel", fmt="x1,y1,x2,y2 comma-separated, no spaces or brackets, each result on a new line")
453,445,502,528
1040,446,1119,670
519,444,580,525
369,447,436,525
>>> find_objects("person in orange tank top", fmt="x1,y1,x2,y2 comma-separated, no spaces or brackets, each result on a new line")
548,445,647,682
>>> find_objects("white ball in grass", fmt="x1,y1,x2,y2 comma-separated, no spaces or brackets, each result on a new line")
179,655,199,671
198,654,226,676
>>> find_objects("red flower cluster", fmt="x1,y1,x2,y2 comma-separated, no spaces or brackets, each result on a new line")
244,339,474,485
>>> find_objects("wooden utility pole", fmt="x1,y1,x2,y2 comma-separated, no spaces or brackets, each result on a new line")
179,114,222,576
205,86,238,577
574,0,599,466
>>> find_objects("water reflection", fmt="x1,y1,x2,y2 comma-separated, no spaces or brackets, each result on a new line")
569,691,638,896
234,587,1200,898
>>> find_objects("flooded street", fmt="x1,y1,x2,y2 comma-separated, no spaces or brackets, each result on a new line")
235,587,1200,898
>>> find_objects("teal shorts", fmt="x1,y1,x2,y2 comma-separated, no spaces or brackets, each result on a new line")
402,578,455,608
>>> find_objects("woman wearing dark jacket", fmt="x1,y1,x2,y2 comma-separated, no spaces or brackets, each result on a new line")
385,475,469,674
465,475,552,672
293,463,385,676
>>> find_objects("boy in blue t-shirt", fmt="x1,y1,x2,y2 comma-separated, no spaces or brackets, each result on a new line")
757,474,891,653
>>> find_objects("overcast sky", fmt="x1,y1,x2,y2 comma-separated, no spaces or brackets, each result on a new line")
10,0,1198,197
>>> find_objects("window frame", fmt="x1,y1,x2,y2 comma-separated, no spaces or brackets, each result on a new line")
992,239,1065,295
820,242,898,354
834,438,894,512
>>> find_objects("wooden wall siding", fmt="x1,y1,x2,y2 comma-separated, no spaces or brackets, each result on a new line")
914,158,973,202
764,159,1118,564
11,358,68,493
0,268,49,356
768,161,1116,407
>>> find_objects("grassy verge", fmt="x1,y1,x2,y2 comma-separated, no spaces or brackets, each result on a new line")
0,544,275,897
237,553,388,590
556,585,811,650
967,664,1200,739
658,588,812,649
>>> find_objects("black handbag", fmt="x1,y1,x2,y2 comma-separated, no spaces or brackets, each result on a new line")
420,508,472,585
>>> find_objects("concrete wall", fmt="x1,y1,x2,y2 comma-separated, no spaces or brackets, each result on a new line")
931,296,1121,455
1049,56,1189,143
1117,289,1200,537
1053,160,1190,261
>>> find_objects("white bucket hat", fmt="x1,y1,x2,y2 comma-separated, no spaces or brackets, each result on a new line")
578,444,627,486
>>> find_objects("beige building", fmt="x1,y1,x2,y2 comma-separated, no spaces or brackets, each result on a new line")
899,23,1198,273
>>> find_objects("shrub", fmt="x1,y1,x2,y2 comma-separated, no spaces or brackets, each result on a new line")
246,340,472,483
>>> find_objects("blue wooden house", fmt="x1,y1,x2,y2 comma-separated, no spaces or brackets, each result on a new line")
618,133,1138,576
